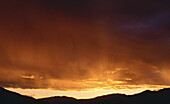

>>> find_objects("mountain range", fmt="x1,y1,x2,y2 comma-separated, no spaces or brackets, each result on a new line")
1,87,170,104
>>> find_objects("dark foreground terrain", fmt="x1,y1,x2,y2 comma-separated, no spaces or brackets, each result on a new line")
1,87,170,104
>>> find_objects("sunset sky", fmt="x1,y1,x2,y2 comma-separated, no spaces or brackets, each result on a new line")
0,0,170,99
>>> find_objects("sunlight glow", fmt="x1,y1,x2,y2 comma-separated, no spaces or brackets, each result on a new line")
6,85,170,99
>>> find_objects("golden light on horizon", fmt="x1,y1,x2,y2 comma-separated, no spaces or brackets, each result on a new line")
6,84,170,99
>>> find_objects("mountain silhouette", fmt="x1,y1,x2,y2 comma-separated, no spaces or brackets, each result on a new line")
0,87,44,104
1,86,170,104
39,88,170,104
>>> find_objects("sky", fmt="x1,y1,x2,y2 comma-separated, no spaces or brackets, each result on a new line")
0,0,170,99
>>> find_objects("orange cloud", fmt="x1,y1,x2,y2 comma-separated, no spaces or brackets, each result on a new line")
0,0,170,96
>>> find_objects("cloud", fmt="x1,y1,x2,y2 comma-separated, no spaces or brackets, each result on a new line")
0,0,170,90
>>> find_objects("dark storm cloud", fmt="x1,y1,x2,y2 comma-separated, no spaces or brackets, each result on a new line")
0,0,170,90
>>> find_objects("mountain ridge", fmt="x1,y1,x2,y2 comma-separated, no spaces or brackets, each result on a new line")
1,87,170,104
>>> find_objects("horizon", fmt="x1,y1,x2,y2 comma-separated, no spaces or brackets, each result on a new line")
2,86,170,104
5,87,146,99
5,86,170,99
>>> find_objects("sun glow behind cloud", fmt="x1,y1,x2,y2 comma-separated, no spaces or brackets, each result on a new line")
21,75,35,79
